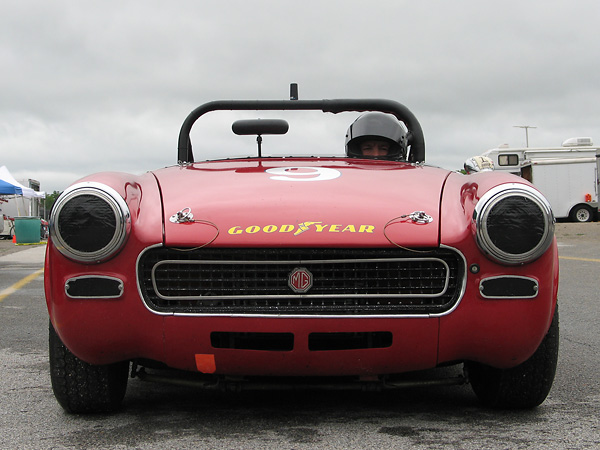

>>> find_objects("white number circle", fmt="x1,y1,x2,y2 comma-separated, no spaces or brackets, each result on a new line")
266,167,341,182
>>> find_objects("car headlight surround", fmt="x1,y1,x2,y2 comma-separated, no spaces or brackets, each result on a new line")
50,182,131,263
474,183,554,265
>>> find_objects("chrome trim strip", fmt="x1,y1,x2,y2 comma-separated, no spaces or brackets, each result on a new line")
64,275,124,299
137,244,172,316
473,183,554,265
50,182,131,263
137,244,467,319
479,275,539,299
150,257,450,301
429,244,467,317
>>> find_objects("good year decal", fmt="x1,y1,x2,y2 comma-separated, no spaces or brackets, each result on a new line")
227,222,375,236
171,166,377,236
228,166,374,236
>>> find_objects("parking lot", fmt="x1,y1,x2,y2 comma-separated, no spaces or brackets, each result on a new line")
0,223,598,449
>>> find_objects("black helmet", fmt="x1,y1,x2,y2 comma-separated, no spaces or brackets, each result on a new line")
345,112,407,160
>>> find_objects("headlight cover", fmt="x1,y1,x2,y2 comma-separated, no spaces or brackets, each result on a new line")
474,184,554,265
50,182,131,263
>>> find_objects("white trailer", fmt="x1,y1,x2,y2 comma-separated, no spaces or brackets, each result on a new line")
480,138,599,222
482,137,599,174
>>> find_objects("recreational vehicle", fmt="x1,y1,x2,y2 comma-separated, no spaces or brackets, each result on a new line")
481,138,599,222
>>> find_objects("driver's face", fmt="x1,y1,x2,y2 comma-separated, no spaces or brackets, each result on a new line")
360,140,390,157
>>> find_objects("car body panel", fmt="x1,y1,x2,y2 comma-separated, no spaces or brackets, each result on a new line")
158,159,446,248
45,158,557,373
163,316,440,376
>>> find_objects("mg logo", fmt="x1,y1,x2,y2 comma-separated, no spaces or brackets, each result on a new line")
288,267,313,293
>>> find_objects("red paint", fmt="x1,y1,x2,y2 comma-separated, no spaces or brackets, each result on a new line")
45,157,558,376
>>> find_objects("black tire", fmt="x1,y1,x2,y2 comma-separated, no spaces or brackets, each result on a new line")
466,308,559,409
570,205,593,223
49,323,129,413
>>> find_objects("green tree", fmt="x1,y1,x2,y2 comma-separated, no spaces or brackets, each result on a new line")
44,191,62,214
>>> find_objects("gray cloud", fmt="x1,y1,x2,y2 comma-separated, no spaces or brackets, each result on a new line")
2,0,600,192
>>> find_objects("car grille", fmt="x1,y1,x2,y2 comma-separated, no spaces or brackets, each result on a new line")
138,247,464,315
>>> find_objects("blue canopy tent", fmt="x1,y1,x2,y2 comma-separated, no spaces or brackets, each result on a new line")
0,166,43,197
0,166,45,242
0,178,23,195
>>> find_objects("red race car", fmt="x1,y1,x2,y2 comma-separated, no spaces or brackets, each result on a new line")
45,96,558,413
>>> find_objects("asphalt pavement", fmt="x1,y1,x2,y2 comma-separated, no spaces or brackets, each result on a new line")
0,242,46,264
0,225,599,449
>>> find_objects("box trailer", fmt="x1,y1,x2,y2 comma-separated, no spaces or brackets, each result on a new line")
520,154,598,222
480,138,599,222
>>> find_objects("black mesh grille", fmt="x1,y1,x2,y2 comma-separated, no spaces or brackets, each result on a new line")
138,247,464,315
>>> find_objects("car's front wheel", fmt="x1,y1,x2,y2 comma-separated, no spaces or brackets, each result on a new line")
466,308,559,409
49,323,129,413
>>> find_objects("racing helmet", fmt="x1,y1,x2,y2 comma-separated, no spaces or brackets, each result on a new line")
345,112,407,160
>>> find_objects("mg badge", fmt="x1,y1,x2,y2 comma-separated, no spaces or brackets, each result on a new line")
288,267,313,293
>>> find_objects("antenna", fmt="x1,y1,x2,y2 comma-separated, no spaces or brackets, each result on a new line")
290,83,298,100
514,125,537,147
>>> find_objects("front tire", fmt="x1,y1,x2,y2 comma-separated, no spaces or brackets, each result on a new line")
49,323,129,413
466,308,559,409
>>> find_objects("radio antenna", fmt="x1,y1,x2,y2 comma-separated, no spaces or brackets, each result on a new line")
290,83,298,100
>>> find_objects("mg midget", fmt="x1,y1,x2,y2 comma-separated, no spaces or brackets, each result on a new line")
45,95,559,413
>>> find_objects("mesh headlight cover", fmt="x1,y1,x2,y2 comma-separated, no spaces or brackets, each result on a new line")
50,183,130,263
474,184,554,265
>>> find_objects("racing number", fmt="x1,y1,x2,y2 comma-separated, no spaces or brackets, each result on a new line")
266,167,341,181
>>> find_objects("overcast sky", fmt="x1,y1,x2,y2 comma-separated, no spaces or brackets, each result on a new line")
2,0,600,193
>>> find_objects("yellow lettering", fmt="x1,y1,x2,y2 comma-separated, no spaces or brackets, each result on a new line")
230,223,375,235
279,225,295,233
228,226,243,235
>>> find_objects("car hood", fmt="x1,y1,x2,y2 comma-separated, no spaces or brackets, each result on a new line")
153,159,451,248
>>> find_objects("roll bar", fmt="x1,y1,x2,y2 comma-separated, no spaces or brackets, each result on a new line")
177,99,425,164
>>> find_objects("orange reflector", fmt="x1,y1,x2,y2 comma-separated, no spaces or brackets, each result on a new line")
585,193,592,202
195,354,216,373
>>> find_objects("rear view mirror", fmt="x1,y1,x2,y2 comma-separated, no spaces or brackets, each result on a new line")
232,119,289,157
232,119,289,136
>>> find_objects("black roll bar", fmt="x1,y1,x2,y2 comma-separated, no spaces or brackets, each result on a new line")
177,99,425,164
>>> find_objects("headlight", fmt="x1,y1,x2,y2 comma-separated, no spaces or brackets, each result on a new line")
473,184,554,265
50,182,131,263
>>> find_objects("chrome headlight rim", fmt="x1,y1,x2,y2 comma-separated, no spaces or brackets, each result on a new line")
474,183,554,265
50,182,131,263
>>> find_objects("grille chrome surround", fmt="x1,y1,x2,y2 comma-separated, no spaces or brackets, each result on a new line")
138,247,465,316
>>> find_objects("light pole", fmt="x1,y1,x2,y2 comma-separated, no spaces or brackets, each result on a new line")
514,125,537,147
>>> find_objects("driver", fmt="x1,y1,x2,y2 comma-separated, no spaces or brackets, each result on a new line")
345,112,408,161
